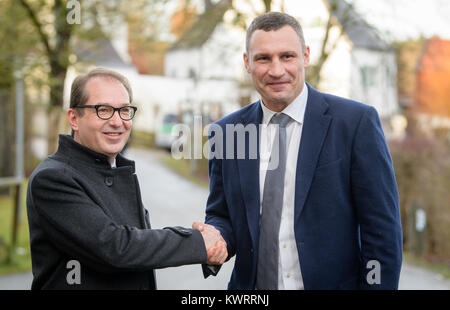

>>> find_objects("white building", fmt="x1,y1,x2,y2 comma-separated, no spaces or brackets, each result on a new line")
62,0,399,139
315,0,399,119
166,0,399,127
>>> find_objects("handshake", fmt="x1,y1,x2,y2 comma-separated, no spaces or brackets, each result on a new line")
192,221,228,265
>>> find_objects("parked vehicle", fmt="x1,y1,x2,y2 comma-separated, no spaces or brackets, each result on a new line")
155,113,179,151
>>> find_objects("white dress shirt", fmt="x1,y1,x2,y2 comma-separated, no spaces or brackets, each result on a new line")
259,83,308,290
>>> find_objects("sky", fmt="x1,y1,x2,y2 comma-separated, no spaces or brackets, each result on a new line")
344,0,450,41
161,0,450,43
261,0,450,42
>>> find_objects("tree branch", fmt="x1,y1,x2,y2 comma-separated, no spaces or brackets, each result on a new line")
53,0,73,53
18,0,53,56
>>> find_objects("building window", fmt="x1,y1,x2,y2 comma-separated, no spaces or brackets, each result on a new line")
360,66,377,87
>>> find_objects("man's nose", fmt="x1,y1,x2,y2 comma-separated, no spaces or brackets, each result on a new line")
108,110,123,126
268,58,285,78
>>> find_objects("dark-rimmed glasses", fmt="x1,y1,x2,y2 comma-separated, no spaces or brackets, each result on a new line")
75,104,137,120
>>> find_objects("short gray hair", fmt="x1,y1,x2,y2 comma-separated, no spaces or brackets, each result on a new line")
70,68,133,110
246,12,306,54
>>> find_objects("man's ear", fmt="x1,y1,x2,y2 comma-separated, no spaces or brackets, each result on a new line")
243,52,251,74
303,46,311,67
67,109,79,133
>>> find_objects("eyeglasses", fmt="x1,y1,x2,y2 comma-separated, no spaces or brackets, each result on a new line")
74,104,137,120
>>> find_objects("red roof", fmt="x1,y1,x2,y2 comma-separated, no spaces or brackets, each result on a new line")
416,37,450,117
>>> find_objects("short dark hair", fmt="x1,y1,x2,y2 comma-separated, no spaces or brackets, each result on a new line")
246,12,306,54
69,68,133,136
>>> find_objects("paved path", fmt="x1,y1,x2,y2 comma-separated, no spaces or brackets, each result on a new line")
1,147,449,290
128,148,234,290
398,262,450,290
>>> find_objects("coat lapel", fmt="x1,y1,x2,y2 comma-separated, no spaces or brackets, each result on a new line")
294,85,332,223
236,102,262,250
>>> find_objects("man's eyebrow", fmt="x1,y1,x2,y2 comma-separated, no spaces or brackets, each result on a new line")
253,53,270,58
96,103,131,106
253,51,298,58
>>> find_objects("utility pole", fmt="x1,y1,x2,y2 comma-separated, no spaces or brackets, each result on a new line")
8,69,25,262
15,70,24,183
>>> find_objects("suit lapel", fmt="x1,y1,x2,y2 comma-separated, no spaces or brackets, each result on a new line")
294,85,332,223
236,102,262,250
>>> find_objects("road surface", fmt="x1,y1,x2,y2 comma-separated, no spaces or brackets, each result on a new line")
0,148,448,290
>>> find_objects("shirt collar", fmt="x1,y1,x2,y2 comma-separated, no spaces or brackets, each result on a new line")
260,82,308,125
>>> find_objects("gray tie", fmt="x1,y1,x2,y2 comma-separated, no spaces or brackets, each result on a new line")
256,113,291,290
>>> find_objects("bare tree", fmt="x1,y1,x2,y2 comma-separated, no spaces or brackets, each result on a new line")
306,0,358,88
17,0,75,153
14,0,168,153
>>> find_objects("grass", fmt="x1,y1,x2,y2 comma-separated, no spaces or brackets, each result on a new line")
129,130,156,149
0,181,32,276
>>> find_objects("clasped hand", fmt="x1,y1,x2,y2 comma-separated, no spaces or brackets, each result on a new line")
192,221,228,265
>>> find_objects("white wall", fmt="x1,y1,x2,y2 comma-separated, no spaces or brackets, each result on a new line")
130,75,241,132
350,48,398,118
165,23,245,82
165,48,201,79
315,30,353,98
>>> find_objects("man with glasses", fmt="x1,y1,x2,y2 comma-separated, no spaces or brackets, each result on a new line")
26,68,227,289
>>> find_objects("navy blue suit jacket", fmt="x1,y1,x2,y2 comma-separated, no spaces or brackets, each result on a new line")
204,84,403,290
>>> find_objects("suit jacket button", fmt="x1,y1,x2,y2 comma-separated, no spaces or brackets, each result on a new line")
105,177,113,186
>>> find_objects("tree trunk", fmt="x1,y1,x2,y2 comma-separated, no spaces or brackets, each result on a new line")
0,90,15,177
18,0,71,154
263,0,272,12
47,105,67,155
46,2,72,153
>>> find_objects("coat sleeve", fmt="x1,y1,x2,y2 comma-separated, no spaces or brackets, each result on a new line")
28,167,207,273
203,148,236,278
350,106,403,289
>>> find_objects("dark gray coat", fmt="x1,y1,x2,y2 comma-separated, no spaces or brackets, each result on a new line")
26,135,207,289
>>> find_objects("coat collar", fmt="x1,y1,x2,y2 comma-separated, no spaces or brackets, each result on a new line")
53,134,135,172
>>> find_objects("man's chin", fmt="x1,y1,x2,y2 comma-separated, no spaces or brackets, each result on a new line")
264,95,292,106
98,142,126,156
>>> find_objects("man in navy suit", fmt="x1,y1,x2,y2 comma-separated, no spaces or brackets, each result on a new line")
196,12,402,290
